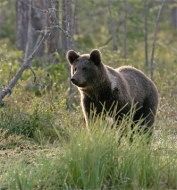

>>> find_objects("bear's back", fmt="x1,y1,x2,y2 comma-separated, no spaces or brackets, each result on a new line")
112,65,157,103
115,66,153,88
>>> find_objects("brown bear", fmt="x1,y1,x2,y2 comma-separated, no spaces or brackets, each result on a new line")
66,49,158,137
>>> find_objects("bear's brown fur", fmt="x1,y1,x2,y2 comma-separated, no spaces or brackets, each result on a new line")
66,49,158,136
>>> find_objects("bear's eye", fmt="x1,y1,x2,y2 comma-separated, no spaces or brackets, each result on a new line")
82,67,87,71
74,67,77,72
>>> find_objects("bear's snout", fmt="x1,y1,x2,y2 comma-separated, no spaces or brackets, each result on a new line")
71,77,78,86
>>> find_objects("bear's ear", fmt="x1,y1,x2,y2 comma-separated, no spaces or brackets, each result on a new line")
66,50,80,65
90,49,102,66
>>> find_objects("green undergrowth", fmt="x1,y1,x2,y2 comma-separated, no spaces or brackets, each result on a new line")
0,92,82,147
1,119,177,189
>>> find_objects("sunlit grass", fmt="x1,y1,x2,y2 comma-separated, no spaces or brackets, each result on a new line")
1,116,177,189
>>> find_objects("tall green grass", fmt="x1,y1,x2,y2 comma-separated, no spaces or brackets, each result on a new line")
1,117,177,190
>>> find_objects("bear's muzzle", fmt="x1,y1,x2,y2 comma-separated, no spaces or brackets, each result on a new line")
71,77,79,86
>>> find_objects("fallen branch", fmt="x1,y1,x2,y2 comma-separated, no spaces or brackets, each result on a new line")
0,30,51,102
0,0,69,104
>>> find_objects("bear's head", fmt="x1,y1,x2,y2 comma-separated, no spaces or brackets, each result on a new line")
66,49,104,88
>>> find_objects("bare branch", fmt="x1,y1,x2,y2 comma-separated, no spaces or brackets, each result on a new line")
27,66,44,88
150,0,166,81
0,0,71,103
0,30,51,101
27,66,37,83
38,25,72,39
7,63,12,85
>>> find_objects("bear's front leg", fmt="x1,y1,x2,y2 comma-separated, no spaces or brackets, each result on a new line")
81,96,92,128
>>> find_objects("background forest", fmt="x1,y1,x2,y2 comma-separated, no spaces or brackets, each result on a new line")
0,0,177,189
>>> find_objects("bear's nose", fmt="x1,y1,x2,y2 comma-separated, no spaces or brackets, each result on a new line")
71,77,78,85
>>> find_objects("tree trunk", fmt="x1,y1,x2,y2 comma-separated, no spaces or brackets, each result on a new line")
61,0,73,105
61,0,72,56
46,0,59,53
16,0,59,58
144,0,149,68
107,0,117,51
172,6,177,28
150,0,166,81
16,0,29,53
73,0,79,35
123,0,127,58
